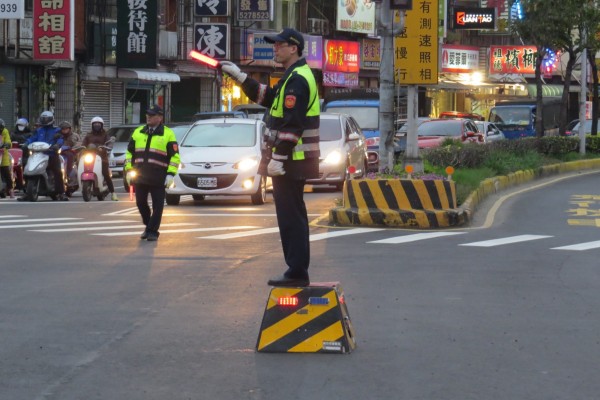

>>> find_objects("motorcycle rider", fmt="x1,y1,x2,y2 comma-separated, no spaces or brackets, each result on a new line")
0,118,14,198
11,118,32,144
81,116,118,201
58,121,81,183
18,110,69,201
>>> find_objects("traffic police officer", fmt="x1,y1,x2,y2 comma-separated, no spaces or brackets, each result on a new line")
221,28,320,287
124,105,180,241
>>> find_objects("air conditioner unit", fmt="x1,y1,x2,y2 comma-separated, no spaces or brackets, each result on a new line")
307,18,330,36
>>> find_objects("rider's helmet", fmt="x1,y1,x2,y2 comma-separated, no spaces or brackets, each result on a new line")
59,121,72,129
39,110,54,126
91,116,104,133
16,118,28,132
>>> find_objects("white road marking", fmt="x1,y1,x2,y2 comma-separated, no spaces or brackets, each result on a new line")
0,220,131,229
368,231,467,244
310,228,385,242
199,227,280,239
30,223,196,233
93,225,260,236
0,215,27,218
551,241,600,251
459,234,552,247
0,217,80,224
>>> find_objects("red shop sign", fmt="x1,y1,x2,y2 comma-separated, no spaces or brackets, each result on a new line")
323,40,360,73
33,0,73,60
489,45,537,75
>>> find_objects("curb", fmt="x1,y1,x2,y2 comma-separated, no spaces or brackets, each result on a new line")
329,159,600,229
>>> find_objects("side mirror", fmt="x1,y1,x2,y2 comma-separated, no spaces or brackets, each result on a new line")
347,132,360,141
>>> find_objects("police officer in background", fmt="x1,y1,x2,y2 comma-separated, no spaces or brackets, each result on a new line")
124,105,180,242
221,28,320,287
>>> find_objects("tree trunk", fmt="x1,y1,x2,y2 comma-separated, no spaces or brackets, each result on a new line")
559,49,577,135
588,50,599,136
535,46,545,137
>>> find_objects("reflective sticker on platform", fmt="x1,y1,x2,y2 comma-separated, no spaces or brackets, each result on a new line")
284,95,296,108
322,341,343,352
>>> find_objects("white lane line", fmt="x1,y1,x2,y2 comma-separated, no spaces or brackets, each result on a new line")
459,234,552,247
368,231,467,244
199,227,280,239
310,228,385,242
0,217,80,224
103,207,141,216
551,241,600,251
30,223,196,233
0,220,132,229
93,225,260,236
0,215,27,218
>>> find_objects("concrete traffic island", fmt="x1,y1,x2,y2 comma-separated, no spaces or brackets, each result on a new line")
329,178,462,228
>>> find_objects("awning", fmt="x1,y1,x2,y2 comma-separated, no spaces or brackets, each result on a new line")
118,68,180,82
526,84,580,97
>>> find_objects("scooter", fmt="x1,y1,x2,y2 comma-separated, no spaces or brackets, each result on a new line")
9,142,25,192
22,142,66,202
77,142,112,202
62,146,81,197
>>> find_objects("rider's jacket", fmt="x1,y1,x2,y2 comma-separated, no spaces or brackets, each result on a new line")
26,125,63,147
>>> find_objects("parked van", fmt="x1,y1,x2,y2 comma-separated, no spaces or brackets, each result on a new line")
439,111,485,121
488,98,561,139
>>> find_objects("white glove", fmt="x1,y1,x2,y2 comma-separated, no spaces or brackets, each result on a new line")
267,159,285,176
165,175,175,188
126,171,135,185
220,61,247,84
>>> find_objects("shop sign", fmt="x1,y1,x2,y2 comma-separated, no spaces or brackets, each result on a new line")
194,23,229,60
323,40,360,73
117,0,157,68
479,0,510,35
489,45,537,75
244,33,321,69
33,0,74,61
394,0,439,85
336,0,375,35
323,72,359,88
441,44,479,73
361,38,380,70
195,0,229,17
452,7,496,30
0,0,25,19
237,0,272,21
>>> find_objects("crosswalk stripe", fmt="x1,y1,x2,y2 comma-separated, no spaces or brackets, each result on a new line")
93,225,260,236
310,228,385,242
0,215,27,218
103,207,139,216
368,231,467,244
199,227,280,239
30,223,196,233
459,234,552,247
0,217,80,224
0,220,133,229
551,241,600,251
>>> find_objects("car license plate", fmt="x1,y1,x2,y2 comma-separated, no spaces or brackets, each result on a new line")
197,177,217,188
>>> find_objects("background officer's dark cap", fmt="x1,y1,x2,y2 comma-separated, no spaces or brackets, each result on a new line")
146,105,164,115
264,28,304,51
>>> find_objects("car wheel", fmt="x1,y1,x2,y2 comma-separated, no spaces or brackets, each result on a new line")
251,176,267,205
165,193,180,205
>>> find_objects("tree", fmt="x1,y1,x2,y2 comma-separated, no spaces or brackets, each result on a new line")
581,1,600,135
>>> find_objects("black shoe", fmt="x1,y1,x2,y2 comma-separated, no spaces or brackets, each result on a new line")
57,194,69,201
17,196,27,202
140,230,148,240
146,231,159,241
267,274,309,287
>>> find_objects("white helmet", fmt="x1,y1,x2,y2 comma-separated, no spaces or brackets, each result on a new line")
40,110,54,126
16,117,29,127
91,116,104,125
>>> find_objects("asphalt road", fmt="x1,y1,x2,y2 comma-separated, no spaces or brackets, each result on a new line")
2,174,600,400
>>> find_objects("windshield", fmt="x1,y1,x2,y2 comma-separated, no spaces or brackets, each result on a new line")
170,125,192,142
418,121,463,137
324,106,378,130
181,123,256,147
489,106,532,128
319,118,343,141
108,127,135,142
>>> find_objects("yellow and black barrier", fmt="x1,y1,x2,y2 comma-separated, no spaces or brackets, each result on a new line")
329,179,462,228
256,283,356,353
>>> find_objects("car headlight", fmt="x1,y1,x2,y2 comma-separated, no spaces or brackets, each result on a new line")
234,158,258,171
322,150,343,165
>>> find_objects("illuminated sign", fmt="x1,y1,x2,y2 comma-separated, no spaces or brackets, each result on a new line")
394,0,439,85
336,0,376,35
441,45,479,73
453,7,496,30
323,39,360,88
361,38,381,70
33,0,74,60
489,45,537,74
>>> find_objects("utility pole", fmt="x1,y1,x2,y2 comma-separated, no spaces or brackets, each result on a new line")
579,31,588,155
377,0,404,173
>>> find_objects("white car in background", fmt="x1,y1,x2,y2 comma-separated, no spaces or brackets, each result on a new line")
475,121,505,143
165,118,270,205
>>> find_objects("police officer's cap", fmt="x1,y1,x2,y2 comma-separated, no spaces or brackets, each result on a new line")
264,28,304,52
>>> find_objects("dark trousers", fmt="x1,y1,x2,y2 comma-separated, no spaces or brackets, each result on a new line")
0,166,12,192
100,159,114,192
49,153,64,194
272,175,310,279
135,183,165,234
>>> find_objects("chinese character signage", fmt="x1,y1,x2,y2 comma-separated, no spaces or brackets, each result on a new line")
117,0,157,69
33,0,73,60
323,39,360,87
394,0,439,85
361,38,380,70
195,0,229,17
336,0,375,35
243,33,321,69
194,23,229,60
237,0,272,21
489,45,537,75
452,7,496,30
441,45,479,73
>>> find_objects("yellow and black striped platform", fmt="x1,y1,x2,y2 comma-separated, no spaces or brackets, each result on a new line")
256,283,356,353
329,179,463,228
